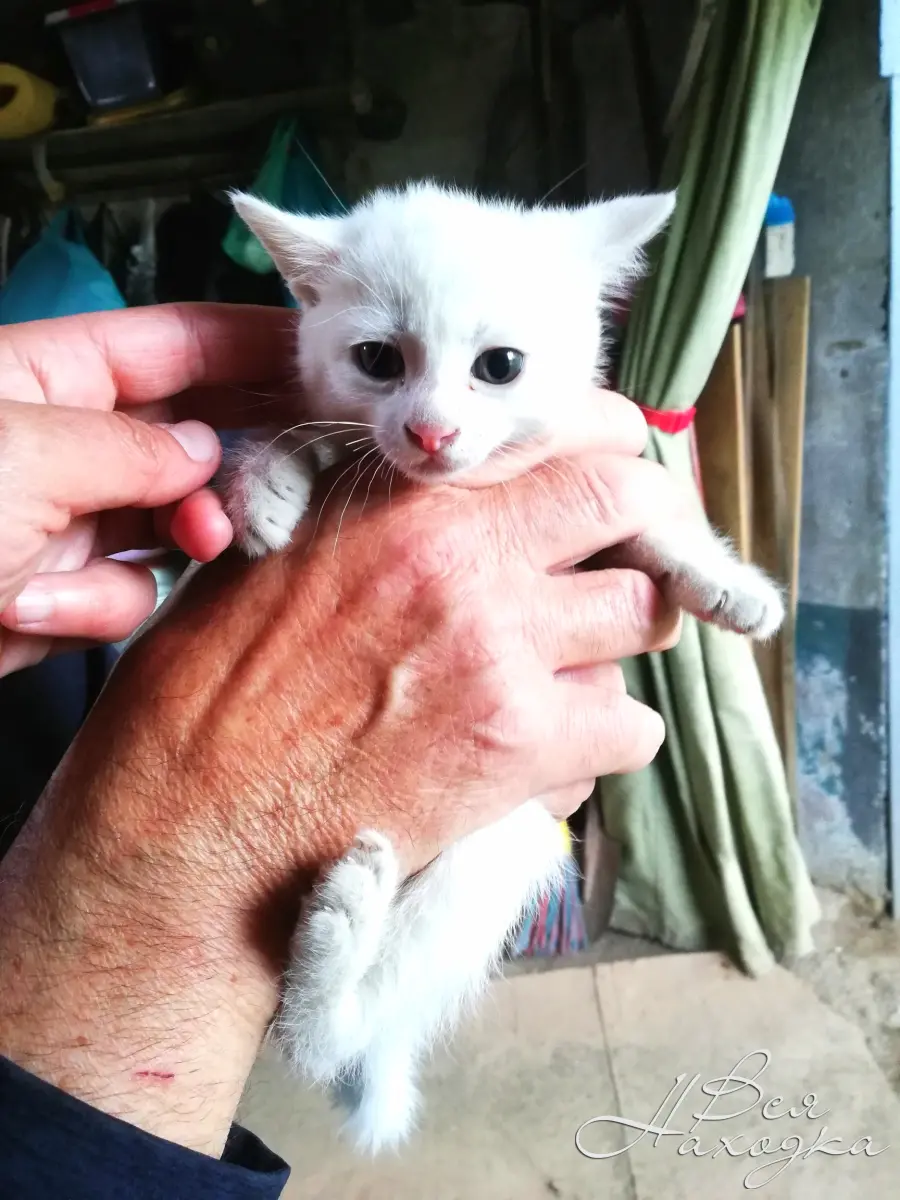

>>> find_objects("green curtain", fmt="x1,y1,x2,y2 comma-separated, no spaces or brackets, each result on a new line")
601,0,822,976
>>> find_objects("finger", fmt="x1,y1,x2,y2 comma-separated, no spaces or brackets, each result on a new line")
2,399,221,516
555,663,627,689
485,453,676,570
547,684,665,781
0,632,93,679
0,303,296,409
537,569,682,670
167,489,234,562
0,561,157,641
454,390,647,487
92,490,233,562
544,781,597,821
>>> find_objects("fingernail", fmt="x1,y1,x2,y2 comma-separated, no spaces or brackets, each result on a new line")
164,421,220,463
9,586,55,628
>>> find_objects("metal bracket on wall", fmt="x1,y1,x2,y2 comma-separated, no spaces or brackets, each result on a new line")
31,140,65,205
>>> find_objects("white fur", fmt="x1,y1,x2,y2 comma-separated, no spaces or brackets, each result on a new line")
223,182,785,1151
275,805,565,1151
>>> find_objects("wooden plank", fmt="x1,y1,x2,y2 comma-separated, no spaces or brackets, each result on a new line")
580,792,621,944
745,275,811,808
694,324,750,560
768,276,811,616
767,276,811,810
745,268,785,772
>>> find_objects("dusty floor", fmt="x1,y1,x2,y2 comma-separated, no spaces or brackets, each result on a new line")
794,887,900,1096
512,886,900,1097
237,886,900,1198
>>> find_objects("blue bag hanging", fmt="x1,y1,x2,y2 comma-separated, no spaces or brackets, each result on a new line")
0,209,125,325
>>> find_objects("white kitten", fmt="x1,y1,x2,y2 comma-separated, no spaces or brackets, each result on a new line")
224,183,784,1152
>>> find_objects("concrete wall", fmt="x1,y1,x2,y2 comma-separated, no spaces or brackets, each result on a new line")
777,0,890,900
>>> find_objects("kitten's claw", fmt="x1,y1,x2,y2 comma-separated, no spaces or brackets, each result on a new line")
223,440,314,558
665,560,785,640
623,531,786,642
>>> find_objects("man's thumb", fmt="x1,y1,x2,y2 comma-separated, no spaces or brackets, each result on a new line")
3,401,221,516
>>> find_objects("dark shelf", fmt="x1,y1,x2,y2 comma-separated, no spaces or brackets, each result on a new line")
0,85,365,162
0,85,371,202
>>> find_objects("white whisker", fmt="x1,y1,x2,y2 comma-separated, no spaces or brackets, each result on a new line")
241,420,379,467
290,138,349,214
332,447,382,554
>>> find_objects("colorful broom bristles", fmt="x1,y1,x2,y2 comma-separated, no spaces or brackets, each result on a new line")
513,821,587,957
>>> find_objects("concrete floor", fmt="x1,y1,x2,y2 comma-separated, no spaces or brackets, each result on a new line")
238,935,900,1198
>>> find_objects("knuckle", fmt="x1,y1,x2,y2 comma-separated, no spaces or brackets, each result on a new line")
109,410,164,480
0,403,69,533
577,458,670,540
476,681,542,753
575,462,627,531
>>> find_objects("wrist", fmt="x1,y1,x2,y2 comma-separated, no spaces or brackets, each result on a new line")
0,757,281,1156
0,648,346,1156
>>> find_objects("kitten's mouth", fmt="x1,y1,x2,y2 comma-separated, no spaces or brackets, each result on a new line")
409,457,458,477
380,447,464,482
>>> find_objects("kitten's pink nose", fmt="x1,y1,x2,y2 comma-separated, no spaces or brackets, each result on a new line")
404,422,460,455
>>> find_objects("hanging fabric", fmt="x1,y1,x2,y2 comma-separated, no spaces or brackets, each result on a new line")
600,0,822,975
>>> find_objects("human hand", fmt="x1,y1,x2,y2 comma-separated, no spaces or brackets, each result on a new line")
0,303,296,675
0,426,682,1154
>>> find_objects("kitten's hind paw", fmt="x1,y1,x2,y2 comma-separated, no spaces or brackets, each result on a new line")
302,831,400,983
276,832,401,1080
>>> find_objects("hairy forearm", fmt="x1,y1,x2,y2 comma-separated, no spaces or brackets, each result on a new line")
0,548,420,1158
0,759,282,1157
0,634,339,1157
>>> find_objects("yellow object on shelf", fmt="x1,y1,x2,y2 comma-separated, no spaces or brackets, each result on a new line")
86,87,193,128
0,64,57,139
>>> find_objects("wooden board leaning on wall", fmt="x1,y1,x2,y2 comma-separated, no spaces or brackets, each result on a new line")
694,275,811,813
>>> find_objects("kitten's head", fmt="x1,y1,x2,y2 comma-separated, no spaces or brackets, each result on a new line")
232,183,674,481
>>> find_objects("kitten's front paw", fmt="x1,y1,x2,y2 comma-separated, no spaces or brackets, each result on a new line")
667,559,785,640
224,440,314,558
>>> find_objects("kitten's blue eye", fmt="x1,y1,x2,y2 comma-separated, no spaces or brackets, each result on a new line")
472,348,525,386
353,341,404,381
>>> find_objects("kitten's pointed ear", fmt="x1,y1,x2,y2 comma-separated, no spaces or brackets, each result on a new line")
230,192,343,301
585,191,676,275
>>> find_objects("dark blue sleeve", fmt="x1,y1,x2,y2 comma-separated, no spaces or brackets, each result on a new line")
0,1057,290,1199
